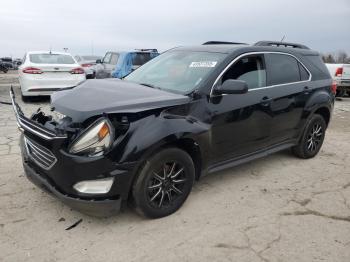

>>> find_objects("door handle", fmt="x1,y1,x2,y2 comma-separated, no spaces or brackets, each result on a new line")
303,86,310,95
260,96,272,106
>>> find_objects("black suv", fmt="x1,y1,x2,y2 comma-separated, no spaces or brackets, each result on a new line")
11,41,335,218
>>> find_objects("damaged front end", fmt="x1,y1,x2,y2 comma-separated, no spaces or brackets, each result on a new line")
10,87,134,216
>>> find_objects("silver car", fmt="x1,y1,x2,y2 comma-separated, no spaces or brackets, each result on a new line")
75,55,102,79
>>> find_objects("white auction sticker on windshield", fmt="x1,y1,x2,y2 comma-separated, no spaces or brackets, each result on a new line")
189,61,217,68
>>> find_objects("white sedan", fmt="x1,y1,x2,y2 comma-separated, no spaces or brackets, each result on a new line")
19,51,86,101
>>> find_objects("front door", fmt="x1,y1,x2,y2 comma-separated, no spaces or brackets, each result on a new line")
96,52,119,78
208,54,273,164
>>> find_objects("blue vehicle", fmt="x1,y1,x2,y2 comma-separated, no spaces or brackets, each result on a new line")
94,49,159,79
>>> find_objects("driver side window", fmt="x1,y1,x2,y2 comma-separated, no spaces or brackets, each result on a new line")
102,53,112,64
222,55,266,90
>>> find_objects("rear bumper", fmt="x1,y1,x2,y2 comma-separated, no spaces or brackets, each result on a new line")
20,76,86,96
335,79,350,87
23,162,122,217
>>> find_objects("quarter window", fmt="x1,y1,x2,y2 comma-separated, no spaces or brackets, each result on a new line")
265,54,302,85
299,63,310,81
222,55,266,89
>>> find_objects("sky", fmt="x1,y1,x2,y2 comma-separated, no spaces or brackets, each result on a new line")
0,0,349,58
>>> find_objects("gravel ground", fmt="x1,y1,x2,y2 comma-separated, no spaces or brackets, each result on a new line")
0,71,350,262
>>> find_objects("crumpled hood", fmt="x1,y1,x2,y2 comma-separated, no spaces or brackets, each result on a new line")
51,79,190,122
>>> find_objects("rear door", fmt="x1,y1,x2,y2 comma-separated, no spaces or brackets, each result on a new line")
264,53,311,145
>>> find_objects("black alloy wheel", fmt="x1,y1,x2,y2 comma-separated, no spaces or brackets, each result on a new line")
292,114,326,159
132,148,195,218
147,161,187,209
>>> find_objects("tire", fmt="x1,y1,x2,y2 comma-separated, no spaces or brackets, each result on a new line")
292,114,326,159
20,90,31,103
132,147,195,218
336,89,346,97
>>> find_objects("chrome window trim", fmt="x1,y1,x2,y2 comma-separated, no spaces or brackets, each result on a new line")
210,51,312,96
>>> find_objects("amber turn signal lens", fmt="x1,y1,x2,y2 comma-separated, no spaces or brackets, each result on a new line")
98,123,109,140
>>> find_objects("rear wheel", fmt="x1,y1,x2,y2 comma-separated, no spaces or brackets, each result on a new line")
336,89,346,97
292,114,326,159
132,148,195,218
20,88,31,103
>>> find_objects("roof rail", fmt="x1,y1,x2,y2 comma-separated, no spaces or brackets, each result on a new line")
254,41,310,50
203,41,247,45
135,49,158,52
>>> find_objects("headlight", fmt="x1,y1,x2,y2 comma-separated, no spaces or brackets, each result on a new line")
69,118,114,156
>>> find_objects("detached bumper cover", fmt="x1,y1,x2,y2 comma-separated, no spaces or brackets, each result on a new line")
23,162,122,217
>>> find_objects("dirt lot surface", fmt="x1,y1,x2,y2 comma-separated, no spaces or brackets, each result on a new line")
1,71,350,262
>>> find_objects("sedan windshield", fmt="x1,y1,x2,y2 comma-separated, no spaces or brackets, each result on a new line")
125,50,225,94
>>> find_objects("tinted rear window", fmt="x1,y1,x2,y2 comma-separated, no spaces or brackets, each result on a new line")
133,53,152,66
29,54,75,64
266,54,300,85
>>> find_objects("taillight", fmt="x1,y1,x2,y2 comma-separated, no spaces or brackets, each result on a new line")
81,63,93,67
70,67,84,74
22,67,43,74
331,80,337,95
335,67,343,77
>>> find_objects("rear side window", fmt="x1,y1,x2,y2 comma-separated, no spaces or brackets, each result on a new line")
222,55,266,89
110,53,119,65
265,54,302,85
133,53,152,66
29,54,75,64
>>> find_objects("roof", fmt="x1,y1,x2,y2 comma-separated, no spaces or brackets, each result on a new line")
173,44,248,54
172,44,318,56
26,51,73,55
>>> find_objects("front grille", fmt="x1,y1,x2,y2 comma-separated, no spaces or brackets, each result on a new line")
24,137,57,170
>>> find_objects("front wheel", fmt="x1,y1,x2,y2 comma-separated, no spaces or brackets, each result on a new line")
132,148,195,218
292,114,326,159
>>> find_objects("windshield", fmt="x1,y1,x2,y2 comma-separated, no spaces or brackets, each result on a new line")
29,54,76,64
125,50,225,93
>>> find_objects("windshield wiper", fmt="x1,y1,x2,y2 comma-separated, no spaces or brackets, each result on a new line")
139,83,161,89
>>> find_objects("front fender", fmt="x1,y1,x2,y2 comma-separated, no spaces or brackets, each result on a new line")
114,113,210,165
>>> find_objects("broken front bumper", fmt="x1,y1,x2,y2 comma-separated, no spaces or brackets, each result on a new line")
23,160,122,217
11,87,136,217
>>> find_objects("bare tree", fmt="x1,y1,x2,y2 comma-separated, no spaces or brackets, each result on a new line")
336,51,348,63
322,53,336,63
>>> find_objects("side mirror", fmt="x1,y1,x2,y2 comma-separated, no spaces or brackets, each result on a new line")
213,79,248,95
96,59,102,64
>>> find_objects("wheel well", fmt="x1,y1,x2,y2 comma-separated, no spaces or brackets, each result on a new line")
169,138,202,180
314,107,330,126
